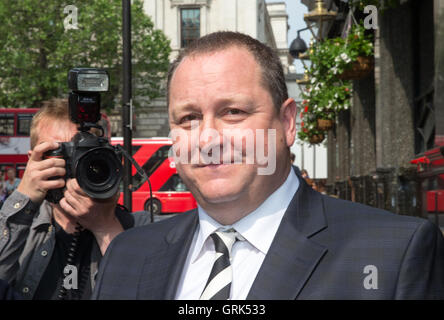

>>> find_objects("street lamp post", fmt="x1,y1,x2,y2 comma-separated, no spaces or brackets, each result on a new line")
122,0,132,211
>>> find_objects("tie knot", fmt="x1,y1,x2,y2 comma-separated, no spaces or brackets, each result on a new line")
211,228,240,255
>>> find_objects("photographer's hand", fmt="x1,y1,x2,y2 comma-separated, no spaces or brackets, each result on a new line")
17,142,66,204
59,178,123,255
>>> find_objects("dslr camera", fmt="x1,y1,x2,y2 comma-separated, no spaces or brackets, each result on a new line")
44,68,123,203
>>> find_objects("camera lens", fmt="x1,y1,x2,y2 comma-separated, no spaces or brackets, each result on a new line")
86,159,110,184
76,147,122,199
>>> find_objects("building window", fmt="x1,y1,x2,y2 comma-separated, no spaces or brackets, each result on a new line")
181,8,200,48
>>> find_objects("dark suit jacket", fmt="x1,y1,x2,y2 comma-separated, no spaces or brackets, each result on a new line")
92,176,444,299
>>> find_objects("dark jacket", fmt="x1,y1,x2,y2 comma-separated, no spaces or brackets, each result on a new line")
92,176,444,299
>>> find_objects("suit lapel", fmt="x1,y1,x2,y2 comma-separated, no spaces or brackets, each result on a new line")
163,210,199,299
247,177,328,300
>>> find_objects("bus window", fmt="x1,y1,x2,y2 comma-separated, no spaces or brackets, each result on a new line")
131,168,147,191
159,174,188,192
142,145,171,177
115,145,163,193
17,114,33,136
0,114,14,136
132,145,141,156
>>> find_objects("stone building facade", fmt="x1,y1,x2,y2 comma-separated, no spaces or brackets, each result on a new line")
111,0,295,138
301,0,444,223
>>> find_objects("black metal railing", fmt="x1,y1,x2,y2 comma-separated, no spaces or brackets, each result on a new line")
327,167,420,217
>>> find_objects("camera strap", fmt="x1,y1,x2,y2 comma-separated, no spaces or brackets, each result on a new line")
115,144,149,192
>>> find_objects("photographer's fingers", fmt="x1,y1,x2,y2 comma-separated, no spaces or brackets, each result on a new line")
29,141,60,162
35,157,66,172
17,166,66,202
17,148,66,203
60,187,85,217
66,178,87,197
38,166,66,182
67,179,119,203
39,178,66,191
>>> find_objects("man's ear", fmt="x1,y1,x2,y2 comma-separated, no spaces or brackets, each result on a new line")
279,98,297,148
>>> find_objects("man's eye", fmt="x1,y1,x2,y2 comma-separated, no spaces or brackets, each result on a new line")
226,109,245,116
179,114,201,125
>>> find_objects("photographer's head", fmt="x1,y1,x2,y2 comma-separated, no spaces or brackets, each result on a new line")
30,98,78,151
167,31,297,224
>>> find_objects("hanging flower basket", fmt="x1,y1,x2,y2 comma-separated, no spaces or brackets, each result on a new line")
309,133,325,145
317,118,335,131
338,56,374,80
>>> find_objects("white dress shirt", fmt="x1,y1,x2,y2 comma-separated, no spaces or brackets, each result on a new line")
175,169,299,300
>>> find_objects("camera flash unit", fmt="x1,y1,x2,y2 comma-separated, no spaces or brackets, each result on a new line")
68,68,109,92
68,68,109,126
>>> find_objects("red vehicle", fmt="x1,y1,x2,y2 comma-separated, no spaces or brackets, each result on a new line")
0,108,39,177
111,137,197,214
411,145,444,228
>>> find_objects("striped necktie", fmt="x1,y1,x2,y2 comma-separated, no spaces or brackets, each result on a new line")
200,228,240,300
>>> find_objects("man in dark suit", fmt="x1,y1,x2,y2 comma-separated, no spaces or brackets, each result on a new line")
92,31,444,300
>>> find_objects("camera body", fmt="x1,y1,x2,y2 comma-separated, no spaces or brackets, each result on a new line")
44,68,122,204
44,131,122,203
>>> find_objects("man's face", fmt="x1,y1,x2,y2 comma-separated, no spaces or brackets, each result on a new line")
168,46,296,219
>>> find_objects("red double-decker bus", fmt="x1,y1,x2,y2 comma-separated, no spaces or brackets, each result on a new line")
111,137,197,215
0,108,39,177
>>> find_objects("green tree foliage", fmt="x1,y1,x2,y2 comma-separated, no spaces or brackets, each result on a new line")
0,0,171,109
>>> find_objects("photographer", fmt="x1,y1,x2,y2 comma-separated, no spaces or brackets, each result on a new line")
0,98,150,300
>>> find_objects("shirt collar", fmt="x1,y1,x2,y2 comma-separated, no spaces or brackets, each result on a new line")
32,200,53,229
192,168,299,262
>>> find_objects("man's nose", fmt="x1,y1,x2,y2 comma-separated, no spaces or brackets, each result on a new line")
197,117,223,151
